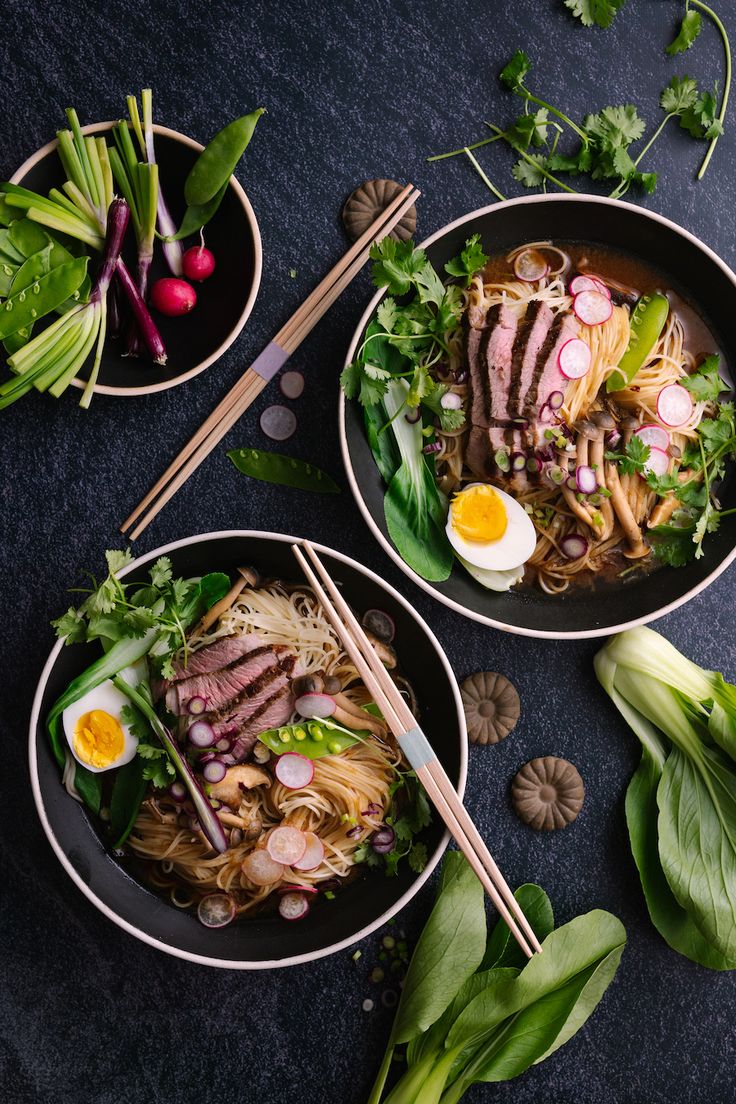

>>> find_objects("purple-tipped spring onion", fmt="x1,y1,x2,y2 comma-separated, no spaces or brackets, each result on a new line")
112,675,228,854
128,89,184,277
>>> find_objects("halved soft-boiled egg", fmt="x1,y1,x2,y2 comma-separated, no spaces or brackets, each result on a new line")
446,483,536,572
62,665,142,773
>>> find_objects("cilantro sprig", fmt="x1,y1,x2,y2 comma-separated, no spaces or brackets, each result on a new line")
354,768,431,876
564,0,627,29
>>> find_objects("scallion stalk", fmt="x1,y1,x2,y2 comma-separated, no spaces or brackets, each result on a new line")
129,88,184,276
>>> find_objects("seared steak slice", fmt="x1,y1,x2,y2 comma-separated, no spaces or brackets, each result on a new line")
208,657,297,739
466,305,497,428
525,312,579,420
152,634,262,701
466,426,509,480
169,645,291,715
508,301,555,416
224,685,296,763
481,303,518,424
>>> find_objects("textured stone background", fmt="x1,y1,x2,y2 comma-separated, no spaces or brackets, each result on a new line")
1,1,736,1101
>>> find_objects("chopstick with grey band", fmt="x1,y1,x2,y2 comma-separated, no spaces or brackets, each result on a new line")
291,540,541,958
120,183,420,540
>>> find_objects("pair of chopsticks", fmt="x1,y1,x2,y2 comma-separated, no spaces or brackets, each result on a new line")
292,540,542,959
121,183,421,540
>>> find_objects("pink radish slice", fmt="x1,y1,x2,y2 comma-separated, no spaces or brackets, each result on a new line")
558,337,591,379
293,832,325,871
278,891,310,921
657,383,694,427
203,759,227,784
279,370,305,400
275,753,315,790
267,826,308,866
635,423,670,451
260,404,297,441
295,692,336,719
197,893,235,928
592,278,611,298
513,249,548,282
569,275,601,296
279,883,319,895
643,446,670,477
573,290,613,326
241,849,285,886
575,465,597,494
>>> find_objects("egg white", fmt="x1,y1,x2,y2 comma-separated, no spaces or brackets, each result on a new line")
447,483,537,571
62,664,143,773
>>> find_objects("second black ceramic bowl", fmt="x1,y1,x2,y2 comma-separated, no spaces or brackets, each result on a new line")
29,531,466,969
340,195,736,639
10,122,262,396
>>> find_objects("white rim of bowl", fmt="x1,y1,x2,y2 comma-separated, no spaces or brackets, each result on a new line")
339,192,736,640
10,122,263,397
28,529,467,970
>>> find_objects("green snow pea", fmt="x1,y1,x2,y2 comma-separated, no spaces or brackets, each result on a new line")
257,717,367,759
166,181,229,241
606,293,670,391
185,107,265,206
0,255,87,340
0,228,25,266
227,447,341,494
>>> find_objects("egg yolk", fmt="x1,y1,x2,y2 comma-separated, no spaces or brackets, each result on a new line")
451,485,508,542
73,710,124,769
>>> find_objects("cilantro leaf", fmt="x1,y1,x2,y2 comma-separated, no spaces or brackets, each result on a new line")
512,154,549,187
149,556,173,588
121,703,153,742
607,435,650,476
564,0,627,30
408,842,428,873
510,109,550,148
499,49,531,90
584,104,646,148
681,354,729,402
680,86,722,139
52,606,87,644
105,548,133,576
660,75,699,115
421,383,466,431
650,522,698,566
444,234,490,286
666,10,702,56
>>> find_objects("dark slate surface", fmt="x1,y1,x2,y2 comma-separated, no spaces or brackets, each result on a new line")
2,1,735,1101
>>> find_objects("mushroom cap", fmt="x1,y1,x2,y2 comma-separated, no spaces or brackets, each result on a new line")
590,409,616,430
511,756,585,830
342,180,417,243
460,672,520,745
573,419,599,439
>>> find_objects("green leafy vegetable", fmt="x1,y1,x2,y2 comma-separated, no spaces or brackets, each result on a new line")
227,447,341,493
109,755,149,848
367,853,625,1104
443,233,489,286
564,0,627,29
596,626,736,967
667,9,703,54
681,353,729,401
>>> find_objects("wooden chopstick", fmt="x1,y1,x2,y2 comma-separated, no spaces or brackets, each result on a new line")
121,184,420,539
291,541,542,959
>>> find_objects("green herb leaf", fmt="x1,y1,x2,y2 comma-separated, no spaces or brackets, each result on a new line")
512,154,549,187
680,86,723,139
650,521,698,566
444,233,490,286
499,49,532,90
510,109,550,148
660,75,700,115
421,383,466,431
681,354,729,401
109,755,148,847
564,0,626,29
666,10,703,55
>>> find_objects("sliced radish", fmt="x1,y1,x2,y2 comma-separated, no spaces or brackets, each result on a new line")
513,249,548,282
241,849,284,886
560,534,588,560
635,423,670,451
260,404,297,441
570,274,611,299
275,753,315,790
575,465,597,494
267,826,307,866
279,882,319,895
558,337,591,379
573,290,613,326
278,891,310,921
592,278,611,299
293,832,325,871
197,893,236,928
657,383,694,428
643,446,670,477
295,692,336,719
279,370,305,400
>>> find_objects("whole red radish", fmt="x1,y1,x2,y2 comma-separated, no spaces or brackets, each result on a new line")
150,278,197,317
182,246,216,282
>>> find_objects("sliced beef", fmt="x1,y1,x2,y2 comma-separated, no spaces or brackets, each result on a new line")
508,301,555,417
466,425,508,480
224,685,295,763
210,657,297,762
530,312,579,414
481,303,518,424
151,634,262,701
466,304,498,428
168,644,292,715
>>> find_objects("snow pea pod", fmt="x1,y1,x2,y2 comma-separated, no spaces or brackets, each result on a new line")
227,446,341,493
166,181,228,242
257,718,365,759
0,255,87,339
185,107,265,207
0,228,25,266
606,293,669,392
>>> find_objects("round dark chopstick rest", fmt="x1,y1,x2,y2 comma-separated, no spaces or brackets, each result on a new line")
342,179,417,243
511,756,585,830
461,671,520,745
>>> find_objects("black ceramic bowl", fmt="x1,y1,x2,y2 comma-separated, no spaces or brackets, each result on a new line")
29,531,466,969
10,123,261,396
340,195,736,639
